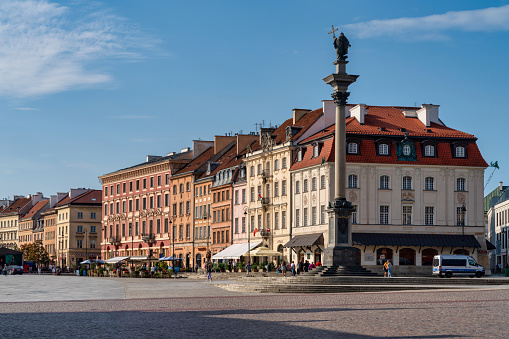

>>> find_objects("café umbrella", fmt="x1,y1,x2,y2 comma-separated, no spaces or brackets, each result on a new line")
246,247,282,257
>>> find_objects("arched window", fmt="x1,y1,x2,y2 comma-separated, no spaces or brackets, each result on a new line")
173,185,177,194
402,176,412,190
402,144,411,156
348,174,358,188
456,177,466,191
282,157,287,169
320,175,326,189
312,177,317,191
179,184,184,193
399,248,416,265
303,179,308,192
380,175,390,189
376,248,393,265
313,143,319,157
424,177,434,191
297,148,303,162
422,248,438,266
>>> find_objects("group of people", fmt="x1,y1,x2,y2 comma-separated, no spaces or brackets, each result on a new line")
383,260,392,277
278,260,321,277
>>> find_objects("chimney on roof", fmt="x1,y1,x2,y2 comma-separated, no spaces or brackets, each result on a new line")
146,155,162,162
69,188,89,199
500,182,504,190
192,140,214,159
417,104,442,127
214,135,236,154
349,104,367,125
293,109,311,124
236,134,258,154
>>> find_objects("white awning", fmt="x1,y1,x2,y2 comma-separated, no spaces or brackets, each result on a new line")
129,255,158,262
104,256,129,263
212,242,261,260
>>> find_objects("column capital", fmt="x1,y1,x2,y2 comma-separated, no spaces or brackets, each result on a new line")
332,91,350,106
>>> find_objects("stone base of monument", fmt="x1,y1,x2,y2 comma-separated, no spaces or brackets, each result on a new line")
311,246,377,277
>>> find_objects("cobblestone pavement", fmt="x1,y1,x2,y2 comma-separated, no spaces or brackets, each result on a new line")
0,275,507,338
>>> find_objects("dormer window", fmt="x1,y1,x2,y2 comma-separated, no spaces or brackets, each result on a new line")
297,148,303,162
424,145,435,157
313,144,319,158
455,146,466,158
402,144,411,156
379,144,389,155
348,143,358,154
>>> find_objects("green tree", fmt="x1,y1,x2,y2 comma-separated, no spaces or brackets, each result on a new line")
20,242,49,264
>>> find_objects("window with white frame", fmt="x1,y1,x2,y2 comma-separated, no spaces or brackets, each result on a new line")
348,142,358,154
312,207,317,225
257,164,262,175
456,206,466,226
275,212,279,230
274,182,279,197
456,177,466,191
234,218,239,234
424,177,435,191
425,206,435,225
379,143,389,155
303,179,308,192
295,181,300,194
275,159,279,171
297,148,303,162
402,176,412,190
282,180,287,196
296,209,300,227
380,175,390,189
380,206,389,224
312,177,317,191
320,205,326,224
455,146,465,158
282,211,287,229
313,144,319,157
351,205,358,224
320,175,326,189
348,174,358,188
282,157,287,169
402,205,412,225
250,187,255,202
303,208,308,226
250,166,254,177
424,145,435,157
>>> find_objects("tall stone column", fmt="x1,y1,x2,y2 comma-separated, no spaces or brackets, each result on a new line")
322,31,360,267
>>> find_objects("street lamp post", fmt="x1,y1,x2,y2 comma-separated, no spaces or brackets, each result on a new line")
244,208,250,274
461,204,467,255
204,213,210,266
169,218,176,269
129,224,134,272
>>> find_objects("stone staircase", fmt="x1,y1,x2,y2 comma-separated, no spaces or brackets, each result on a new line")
301,265,378,277
214,275,509,294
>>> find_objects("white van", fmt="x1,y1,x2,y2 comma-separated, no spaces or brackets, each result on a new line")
432,255,485,278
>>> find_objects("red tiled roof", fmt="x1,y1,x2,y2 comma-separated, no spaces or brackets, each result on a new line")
54,190,102,207
292,134,487,169
301,105,476,144
20,199,49,220
172,147,215,177
0,197,30,215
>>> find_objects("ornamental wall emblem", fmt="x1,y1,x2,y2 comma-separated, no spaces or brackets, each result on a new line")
415,168,421,177
303,194,308,205
261,133,274,152
140,211,147,217
457,193,466,204
348,190,358,202
312,193,317,205
401,192,414,201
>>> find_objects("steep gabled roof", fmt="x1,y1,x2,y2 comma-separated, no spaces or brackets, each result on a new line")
172,147,215,177
54,190,102,208
20,199,49,220
0,197,30,215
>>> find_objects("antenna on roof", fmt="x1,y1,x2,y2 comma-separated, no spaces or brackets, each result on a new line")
254,122,259,133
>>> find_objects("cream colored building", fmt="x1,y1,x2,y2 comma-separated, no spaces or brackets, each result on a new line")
244,109,322,263
288,103,489,273
54,189,102,267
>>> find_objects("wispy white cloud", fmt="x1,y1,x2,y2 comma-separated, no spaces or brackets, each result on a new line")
345,5,509,40
0,0,157,98
14,107,40,111
111,115,153,120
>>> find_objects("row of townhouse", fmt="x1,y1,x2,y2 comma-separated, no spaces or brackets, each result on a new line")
0,189,102,268
99,100,491,273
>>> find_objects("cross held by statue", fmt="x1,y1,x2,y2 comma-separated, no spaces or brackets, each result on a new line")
328,25,338,39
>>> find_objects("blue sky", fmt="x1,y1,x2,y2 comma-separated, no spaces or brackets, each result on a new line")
1,0,508,198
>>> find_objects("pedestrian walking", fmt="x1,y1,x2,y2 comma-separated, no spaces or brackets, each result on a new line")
207,263,212,282
246,262,251,277
290,261,296,277
37,264,41,275
387,260,392,277
383,260,389,277
304,260,309,272
281,261,287,277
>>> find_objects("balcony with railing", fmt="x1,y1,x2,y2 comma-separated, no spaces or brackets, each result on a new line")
142,233,156,244
261,197,270,206
109,236,121,246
